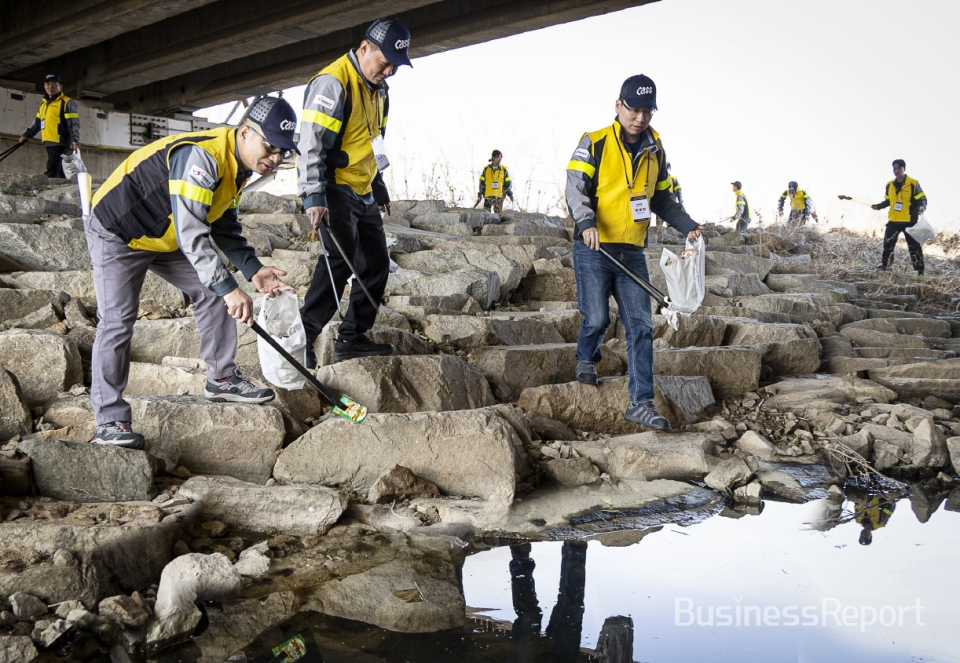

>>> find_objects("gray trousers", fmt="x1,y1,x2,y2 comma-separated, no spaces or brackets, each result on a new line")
84,213,237,425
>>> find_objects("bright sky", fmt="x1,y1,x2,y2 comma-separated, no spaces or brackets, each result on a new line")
201,0,960,230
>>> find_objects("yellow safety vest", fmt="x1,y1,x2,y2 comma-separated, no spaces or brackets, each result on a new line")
482,165,508,198
36,93,77,144
306,54,387,196
734,191,751,218
885,177,920,222
785,189,809,211
92,127,243,252
579,122,670,246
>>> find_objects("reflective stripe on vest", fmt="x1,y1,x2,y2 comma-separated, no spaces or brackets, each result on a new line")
735,192,751,218
307,54,386,196
483,165,507,198
885,177,919,222
92,127,242,252
37,94,72,144
587,122,662,246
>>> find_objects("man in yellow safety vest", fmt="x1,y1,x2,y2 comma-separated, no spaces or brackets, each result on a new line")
18,74,80,178
476,149,515,213
871,159,927,274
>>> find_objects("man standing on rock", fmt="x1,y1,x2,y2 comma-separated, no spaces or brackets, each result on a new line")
729,181,751,231
566,75,703,431
871,159,927,275
777,181,816,225
297,18,413,368
18,74,80,179
84,97,295,449
475,149,515,213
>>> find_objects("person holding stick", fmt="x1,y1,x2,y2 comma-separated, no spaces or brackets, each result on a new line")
565,74,703,431
871,159,927,275
84,97,294,449
297,17,413,368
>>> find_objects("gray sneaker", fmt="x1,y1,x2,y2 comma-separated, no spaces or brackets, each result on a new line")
575,361,599,385
90,421,145,450
624,402,671,431
204,370,275,404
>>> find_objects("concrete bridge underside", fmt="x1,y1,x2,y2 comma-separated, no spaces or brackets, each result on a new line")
1,0,656,116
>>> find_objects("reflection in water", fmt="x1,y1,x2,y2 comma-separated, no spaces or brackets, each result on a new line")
853,494,896,546
508,541,633,663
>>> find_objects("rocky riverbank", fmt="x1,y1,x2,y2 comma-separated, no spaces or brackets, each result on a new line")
1,174,958,661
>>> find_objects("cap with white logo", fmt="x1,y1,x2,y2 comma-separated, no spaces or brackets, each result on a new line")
365,17,413,68
619,74,657,110
244,96,300,154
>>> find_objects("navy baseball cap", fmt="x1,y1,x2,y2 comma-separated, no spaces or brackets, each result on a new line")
731,181,742,189
620,74,657,110
365,18,413,68
43,74,61,83
244,97,300,154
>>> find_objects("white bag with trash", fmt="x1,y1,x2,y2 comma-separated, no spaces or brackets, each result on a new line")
659,235,705,317
906,215,936,244
61,149,92,219
256,290,307,389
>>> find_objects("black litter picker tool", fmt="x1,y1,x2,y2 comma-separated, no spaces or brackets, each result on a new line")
0,142,24,164
250,320,368,424
597,246,669,309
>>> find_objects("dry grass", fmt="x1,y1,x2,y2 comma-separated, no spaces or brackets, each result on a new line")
755,221,960,315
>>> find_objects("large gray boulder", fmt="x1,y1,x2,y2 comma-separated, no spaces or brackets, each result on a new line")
468,343,621,401
652,314,726,348
762,376,897,414
429,239,552,275
274,408,524,508
0,635,37,663
734,294,828,324
315,322,432,366
422,314,564,349
705,252,773,279
0,193,78,222
722,319,822,375
257,256,316,288
704,455,754,492
517,374,714,434
130,319,200,364
867,358,960,401
574,432,710,481
19,438,157,502
393,249,524,299
239,191,299,214
491,309,584,343
179,475,346,537
4,270,184,308
843,327,928,349
0,330,82,405
0,289,64,325
0,365,31,439
654,347,761,400
387,267,500,310
315,355,495,413
514,269,577,302
840,317,952,338
0,225,90,271
42,395,285,483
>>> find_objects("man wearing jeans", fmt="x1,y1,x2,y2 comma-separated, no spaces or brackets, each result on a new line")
566,75,702,431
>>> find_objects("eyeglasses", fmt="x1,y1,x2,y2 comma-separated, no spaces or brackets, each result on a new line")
246,125,293,159
620,102,655,118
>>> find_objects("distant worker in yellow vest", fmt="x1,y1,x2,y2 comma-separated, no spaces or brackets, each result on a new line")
18,74,80,179
298,18,412,368
777,181,818,225
729,181,751,231
871,159,927,275
83,97,294,449
566,74,703,431
475,150,514,213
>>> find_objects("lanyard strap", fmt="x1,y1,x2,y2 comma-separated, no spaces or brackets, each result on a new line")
612,124,645,192
357,83,382,139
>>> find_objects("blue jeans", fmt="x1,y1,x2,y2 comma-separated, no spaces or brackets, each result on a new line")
573,241,655,405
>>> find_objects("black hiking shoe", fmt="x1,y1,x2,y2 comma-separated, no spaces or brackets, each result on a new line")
203,370,275,404
90,421,145,450
575,361,599,385
333,335,394,362
624,401,672,431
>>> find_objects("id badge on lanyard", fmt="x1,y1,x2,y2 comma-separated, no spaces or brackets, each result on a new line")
894,202,903,212
631,195,651,222
40,119,46,130
371,134,390,171
491,182,499,190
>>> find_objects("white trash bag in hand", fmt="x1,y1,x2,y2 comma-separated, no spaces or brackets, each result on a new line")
905,215,936,245
659,235,706,322
256,290,307,389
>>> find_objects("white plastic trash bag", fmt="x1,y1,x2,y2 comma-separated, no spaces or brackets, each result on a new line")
61,149,87,179
906,215,936,245
256,290,306,389
659,235,705,316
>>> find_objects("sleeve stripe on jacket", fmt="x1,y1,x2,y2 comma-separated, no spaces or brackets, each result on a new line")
169,180,214,206
302,109,343,133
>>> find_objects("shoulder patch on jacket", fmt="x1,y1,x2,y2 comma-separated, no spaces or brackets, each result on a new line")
574,148,591,160
188,165,215,189
314,94,336,110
